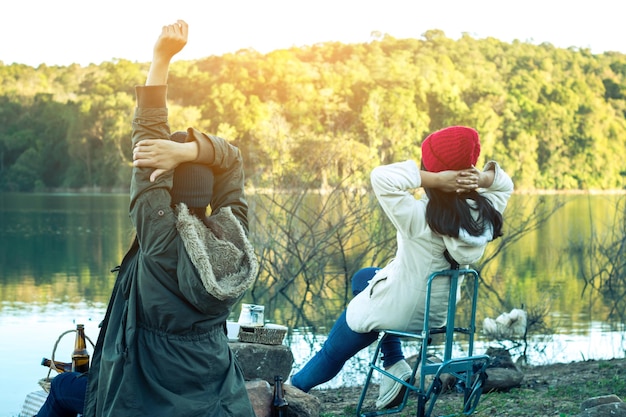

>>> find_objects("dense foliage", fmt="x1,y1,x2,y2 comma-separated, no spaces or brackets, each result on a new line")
1,31,626,192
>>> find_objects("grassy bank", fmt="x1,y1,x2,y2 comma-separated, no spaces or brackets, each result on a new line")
312,357,626,417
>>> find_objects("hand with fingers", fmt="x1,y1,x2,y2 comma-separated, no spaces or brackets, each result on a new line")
434,166,480,193
153,19,188,61
455,166,481,193
146,19,188,86
133,138,199,182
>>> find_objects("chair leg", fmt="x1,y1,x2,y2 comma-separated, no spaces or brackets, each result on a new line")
416,395,427,417
356,343,381,417
462,363,489,414
416,374,441,417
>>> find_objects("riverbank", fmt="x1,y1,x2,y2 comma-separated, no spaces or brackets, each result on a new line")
310,357,626,417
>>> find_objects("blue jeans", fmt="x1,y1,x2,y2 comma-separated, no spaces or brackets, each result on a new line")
291,267,404,392
36,372,86,417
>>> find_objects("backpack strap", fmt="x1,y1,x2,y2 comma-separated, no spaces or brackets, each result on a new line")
444,249,460,270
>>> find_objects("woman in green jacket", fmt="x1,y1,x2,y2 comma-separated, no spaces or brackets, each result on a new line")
82,20,258,417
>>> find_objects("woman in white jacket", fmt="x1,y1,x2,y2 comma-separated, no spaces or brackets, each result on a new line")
291,126,514,409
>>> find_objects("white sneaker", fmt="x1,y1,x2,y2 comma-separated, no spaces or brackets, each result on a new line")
376,359,413,409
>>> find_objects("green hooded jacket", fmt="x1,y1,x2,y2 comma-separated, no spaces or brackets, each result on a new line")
83,85,258,417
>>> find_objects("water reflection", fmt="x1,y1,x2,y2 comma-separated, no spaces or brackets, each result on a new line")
0,193,129,305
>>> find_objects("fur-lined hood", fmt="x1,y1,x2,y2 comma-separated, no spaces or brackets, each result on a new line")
176,204,258,301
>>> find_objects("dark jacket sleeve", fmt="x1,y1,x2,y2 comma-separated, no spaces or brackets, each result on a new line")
129,85,177,255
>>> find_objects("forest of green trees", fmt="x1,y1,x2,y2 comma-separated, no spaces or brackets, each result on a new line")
1,30,626,192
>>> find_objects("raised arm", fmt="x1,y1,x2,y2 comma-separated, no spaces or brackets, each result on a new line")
129,20,188,247
146,20,188,86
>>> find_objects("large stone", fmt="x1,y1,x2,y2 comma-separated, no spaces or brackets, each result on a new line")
245,380,273,417
483,367,524,392
230,342,294,383
283,384,321,417
579,402,626,417
581,394,623,410
244,379,321,417
483,347,524,392
580,395,626,417
230,341,319,416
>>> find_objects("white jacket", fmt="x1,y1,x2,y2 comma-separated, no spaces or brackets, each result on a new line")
346,160,514,333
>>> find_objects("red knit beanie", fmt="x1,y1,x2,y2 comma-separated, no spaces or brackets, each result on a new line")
421,126,481,172
170,130,214,208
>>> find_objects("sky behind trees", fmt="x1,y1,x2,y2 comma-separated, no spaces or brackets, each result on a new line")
2,0,625,67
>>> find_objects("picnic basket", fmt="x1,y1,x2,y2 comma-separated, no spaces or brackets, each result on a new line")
39,327,95,393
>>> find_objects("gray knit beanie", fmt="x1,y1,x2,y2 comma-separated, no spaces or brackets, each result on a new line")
170,130,214,209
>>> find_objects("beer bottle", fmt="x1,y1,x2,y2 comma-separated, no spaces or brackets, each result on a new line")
71,324,90,373
272,375,288,417
41,357,72,373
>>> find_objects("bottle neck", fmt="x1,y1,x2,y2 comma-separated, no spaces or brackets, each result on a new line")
42,358,72,373
273,376,288,408
74,326,87,351
72,325,90,373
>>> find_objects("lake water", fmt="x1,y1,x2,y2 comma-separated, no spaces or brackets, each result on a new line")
1,192,625,416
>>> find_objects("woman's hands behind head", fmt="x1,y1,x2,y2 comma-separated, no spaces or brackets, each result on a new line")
454,166,481,193
431,166,480,194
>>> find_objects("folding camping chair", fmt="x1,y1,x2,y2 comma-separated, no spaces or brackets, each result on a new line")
356,268,490,417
